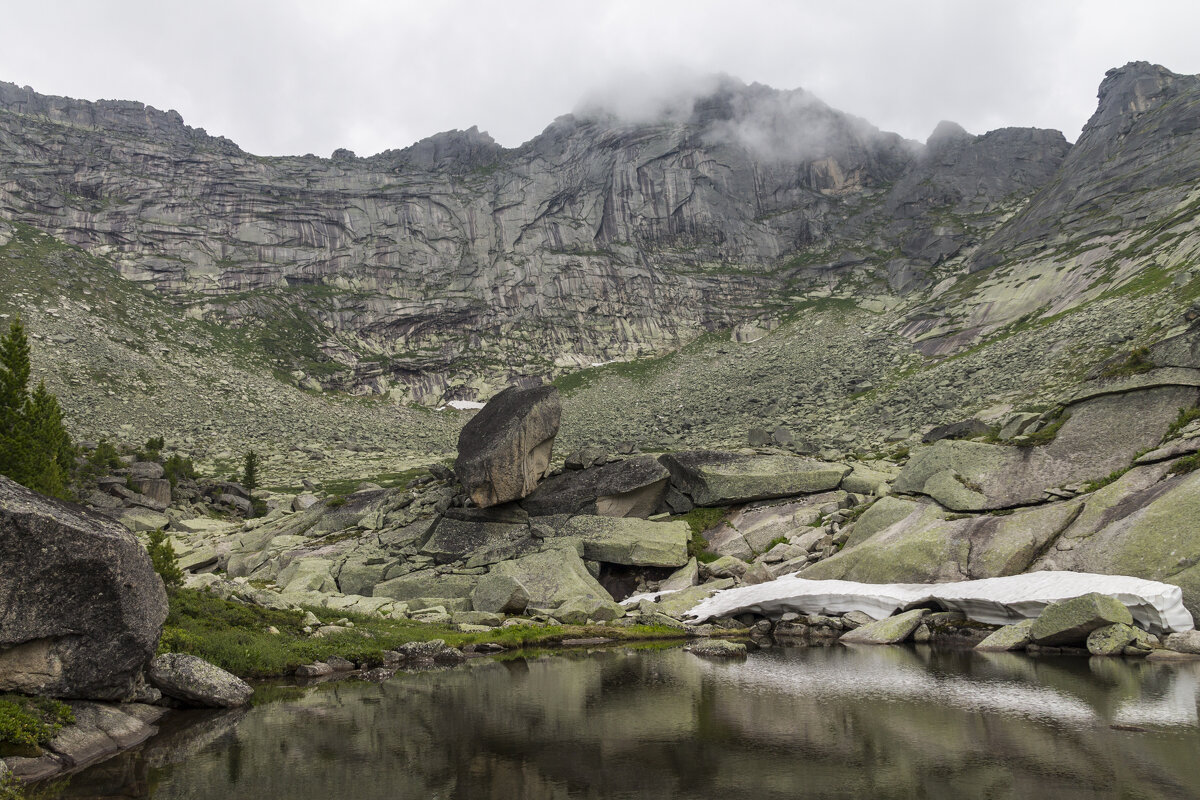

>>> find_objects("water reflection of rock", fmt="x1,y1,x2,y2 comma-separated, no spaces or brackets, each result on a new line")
62,647,1200,799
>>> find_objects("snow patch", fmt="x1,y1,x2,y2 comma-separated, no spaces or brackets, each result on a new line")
684,571,1195,635
437,400,487,411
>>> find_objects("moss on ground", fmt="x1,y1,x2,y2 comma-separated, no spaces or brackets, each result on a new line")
0,695,74,758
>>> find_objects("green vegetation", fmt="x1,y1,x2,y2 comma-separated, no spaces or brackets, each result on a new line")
1099,346,1155,379
764,535,789,551
0,694,74,757
674,507,726,564
0,317,73,498
1169,453,1200,476
242,450,259,493
1015,414,1070,447
163,453,197,488
1082,466,1133,493
158,589,687,679
147,530,184,589
1165,406,1200,440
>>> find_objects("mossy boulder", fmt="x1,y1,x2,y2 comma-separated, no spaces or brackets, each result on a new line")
1086,623,1154,656
685,639,747,658
975,618,1035,651
1030,593,1132,645
489,545,621,617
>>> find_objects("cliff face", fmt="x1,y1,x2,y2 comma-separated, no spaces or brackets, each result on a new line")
0,76,1073,401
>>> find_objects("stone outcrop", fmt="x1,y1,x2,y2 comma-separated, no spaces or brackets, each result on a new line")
455,385,561,507
0,476,168,700
1029,593,1133,645
660,451,850,507
520,455,669,517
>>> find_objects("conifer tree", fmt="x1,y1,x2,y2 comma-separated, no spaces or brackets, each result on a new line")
0,317,73,498
242,450,259,493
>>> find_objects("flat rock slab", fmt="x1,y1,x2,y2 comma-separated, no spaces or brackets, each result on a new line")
419,517,533,565
455,385,561,508
840,608,929,644
660,450,850,507
685,639,747,658
556,515,689,567
520,455,668,518
684,571,1193,635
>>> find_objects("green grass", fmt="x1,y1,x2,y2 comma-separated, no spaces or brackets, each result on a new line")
1082,466,1133,493
1099,346,1155,379
1165,406,1200,440
158,589,687,678
673,507,727,564
1169,453,1200,476
0,695,74,757
1014,414,1070,447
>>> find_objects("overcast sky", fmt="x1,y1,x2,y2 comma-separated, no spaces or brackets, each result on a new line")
2,1,1198,157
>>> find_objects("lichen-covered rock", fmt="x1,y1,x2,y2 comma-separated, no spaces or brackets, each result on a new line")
0,476,168,700
556,515,689,567
489,545,621,618
659,451,850,507
975,619,1035,651
148,653,253,707
470,573,530,614
839,609,929,645
1030,593,1133,646
685,639,747,658
455,385,561,508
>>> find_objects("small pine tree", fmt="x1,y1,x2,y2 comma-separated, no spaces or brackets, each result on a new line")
242,450,259,493
146,529,184,589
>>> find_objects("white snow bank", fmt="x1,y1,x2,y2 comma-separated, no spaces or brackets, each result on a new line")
684,571,1195,635
620,589,679,606
440,400,486,411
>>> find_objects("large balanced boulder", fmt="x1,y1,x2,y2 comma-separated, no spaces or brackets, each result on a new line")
1029,592,1133,645
520,455,669,518
0,476,168,700
148,653,253,707
455,385,561,508
660,450,850,507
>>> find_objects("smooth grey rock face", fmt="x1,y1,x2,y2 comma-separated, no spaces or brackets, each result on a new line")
148,653,253,708
456,385,561,508
839,609,930,645
0,476,168,700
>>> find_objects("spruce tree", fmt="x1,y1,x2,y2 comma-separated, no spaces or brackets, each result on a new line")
242,450,259,493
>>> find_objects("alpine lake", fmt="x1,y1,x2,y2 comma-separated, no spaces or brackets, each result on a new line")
44,641,1200,800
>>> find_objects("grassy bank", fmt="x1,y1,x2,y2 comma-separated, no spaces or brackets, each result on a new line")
160,589,687,678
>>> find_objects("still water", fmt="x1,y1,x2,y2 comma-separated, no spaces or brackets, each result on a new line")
58,644,1200,799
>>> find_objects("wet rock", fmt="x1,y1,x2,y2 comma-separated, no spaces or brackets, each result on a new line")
148,653,253,707
455,385,561,507
0,476,168,700
295,662,334,678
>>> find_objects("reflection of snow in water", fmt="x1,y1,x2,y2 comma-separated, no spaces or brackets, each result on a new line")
695,650,1200,729
1113,668,1200,727
711,653,1095,725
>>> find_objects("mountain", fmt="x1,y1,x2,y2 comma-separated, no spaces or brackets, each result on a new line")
1,62,1199,473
